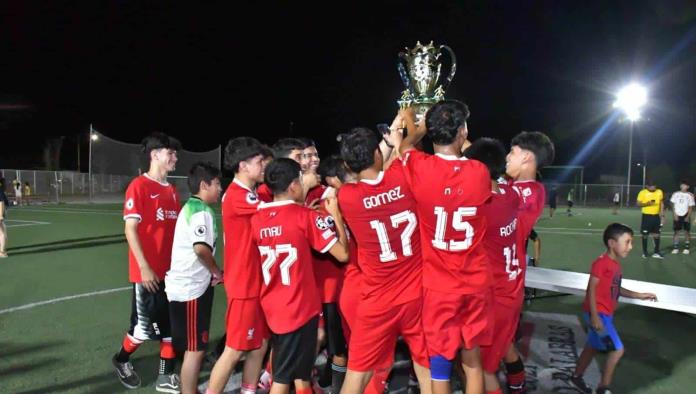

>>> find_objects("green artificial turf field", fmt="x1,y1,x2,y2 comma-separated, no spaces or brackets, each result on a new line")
1,204,695,393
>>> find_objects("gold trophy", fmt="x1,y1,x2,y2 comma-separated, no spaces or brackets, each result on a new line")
397,41,457,119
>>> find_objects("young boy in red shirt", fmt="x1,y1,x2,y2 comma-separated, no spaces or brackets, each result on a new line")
569,223,657,394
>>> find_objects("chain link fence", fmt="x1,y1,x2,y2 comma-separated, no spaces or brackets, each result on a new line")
543,182,654,207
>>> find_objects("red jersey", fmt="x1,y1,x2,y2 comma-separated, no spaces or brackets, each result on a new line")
481,182,523,305
313,195,346,303
337,163,422,309
305,184,328,206
251,200,338,334
401,150,492,294
509,179,545,269
123,174,180,283
222,179,263,299
256,183,273,203
583,254,622,315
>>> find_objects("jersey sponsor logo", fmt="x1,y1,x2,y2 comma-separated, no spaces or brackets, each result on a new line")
195,225,207,236
156,208,165,221
247,328,255,340
150,193,160,199
156,207,178,221
362,186,405,209
500,217,517,237
246,192,259,205
315,216,329,230
125,198,134,210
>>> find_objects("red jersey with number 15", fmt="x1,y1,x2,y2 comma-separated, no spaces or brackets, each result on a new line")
123,174,180,283
338,162,422,309
481,182,523,305
251,200,338,334
401,150,492,294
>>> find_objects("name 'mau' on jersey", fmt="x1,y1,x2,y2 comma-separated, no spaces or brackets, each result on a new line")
123,174,180,283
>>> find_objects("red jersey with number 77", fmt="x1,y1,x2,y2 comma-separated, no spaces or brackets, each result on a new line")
401,150,492,294
480,182,523,305
251,200,338,334
337,162,423,309
123,174,180,283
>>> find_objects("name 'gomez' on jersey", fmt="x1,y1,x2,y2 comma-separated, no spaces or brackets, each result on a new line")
480,182,524,305
402,150,492,294
338,162,422,308
251,200,338,334
123,174,180,283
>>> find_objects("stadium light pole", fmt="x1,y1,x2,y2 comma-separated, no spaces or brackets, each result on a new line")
88,124,99,202
614,83,647,207
637,162,646,188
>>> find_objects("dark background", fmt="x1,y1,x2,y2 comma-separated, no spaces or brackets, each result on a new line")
1,1,695,185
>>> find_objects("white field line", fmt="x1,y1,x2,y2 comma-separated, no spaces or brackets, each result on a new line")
0,286,130,315
5,219,52,228
14,208,122,215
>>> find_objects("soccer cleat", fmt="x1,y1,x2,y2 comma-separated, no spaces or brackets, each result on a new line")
684,249,690,255
652,252,664,259
567,375,592,394
642,254,648,259
155,373,181,393
258,369,272,391
672,248,680,254
596,387,612,394
112,354,141,389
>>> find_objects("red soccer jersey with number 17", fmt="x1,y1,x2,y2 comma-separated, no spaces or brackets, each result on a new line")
401,150,492,294
337,162,423,309
480,182,523,305
251,200,338,334
123,174,180,283
222,179,263,299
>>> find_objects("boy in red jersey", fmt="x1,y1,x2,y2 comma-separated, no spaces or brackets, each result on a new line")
502,131,554,394
252,158,349,394
112,132,182,393
569,223,656,394
338,127,431,394
399,102,492,394
207,137,273,394
465,138,523,394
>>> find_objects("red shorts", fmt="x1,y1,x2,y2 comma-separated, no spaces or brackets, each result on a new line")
347,297,429,372
422,288,493,360
338,274,362,343
224,298,270,351
480,296,522,373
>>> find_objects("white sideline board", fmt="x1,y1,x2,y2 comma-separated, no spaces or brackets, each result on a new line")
525,266,696,315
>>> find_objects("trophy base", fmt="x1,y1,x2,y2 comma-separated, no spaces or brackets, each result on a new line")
398,100,436,121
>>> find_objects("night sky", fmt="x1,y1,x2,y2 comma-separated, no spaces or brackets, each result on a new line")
1,1,695,184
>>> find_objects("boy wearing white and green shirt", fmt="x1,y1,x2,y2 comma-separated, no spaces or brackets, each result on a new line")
165,162,223,394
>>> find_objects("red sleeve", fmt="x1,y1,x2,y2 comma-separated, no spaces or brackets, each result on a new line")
306,209,338,254
590,258,610,279
257,183,273,203
123,179,144,221
399,150,424,190
471,160,492,204
226,189,261,217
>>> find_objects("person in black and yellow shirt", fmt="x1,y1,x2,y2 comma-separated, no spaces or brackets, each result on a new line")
636,180,665,259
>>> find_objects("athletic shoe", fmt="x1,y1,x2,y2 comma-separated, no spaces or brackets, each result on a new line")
596,387,613,394
112,354,141,389
672,249,680,254
258,369,272,391
0,252,7,258
684,249,690,255
642,254,648,259
567,374,592,394
652,252,664,259
155,373,181,393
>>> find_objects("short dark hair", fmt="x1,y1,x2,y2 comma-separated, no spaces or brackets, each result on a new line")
272,138,306,159
188,162,221,194
340,127,380,173
680,179,689,186
510,131,555,169
264,158,301,195
603,222,633,247
463,137,507,179
318,155,349,186
425,100,470,145
224,137,272,173
141,132,182,156
297,137,316,149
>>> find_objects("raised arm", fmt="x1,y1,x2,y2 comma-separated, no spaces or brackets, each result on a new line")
324,197,349,263
398,107,427,155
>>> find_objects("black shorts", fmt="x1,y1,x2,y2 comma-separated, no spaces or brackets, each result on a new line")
128,283,171,341
673,216,691,232
549,200,557,209
170,286,214,352
271,315,319,384
567,200,574,208
614,201,620,206
323,303,347,357
641,214,661,235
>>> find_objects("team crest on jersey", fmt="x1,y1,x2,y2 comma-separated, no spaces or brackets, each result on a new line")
315,216,329,230
125,198,134,210
522,187,532,197
246,192,259,205
324,215,335,229
195,225,207,236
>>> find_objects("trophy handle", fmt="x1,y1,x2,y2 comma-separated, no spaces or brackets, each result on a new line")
397,52,412,93
439,45,457,92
